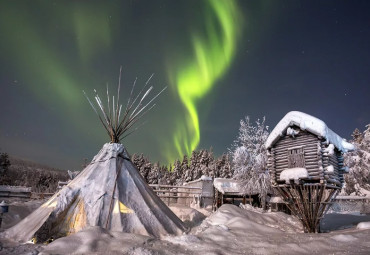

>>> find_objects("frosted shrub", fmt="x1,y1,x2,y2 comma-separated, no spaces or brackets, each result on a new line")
230,117,271,208
344,124,370,195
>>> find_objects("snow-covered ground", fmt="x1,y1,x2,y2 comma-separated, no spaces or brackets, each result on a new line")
1,202,370,254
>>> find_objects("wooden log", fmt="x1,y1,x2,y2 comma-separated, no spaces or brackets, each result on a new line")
305,164,320,168
307,169,321,173
275,140,318,147
307,169,322,173
158,195,193,199
306,169,321,173
275,166,289,170
275,157,288,162
305,159,321,164
306,170,321,174
307,170,322,175
276,136,318,145
275,164,288,168
305,162,321,166
274,144,318,151
308,176,322,180
305,157,320,162
326,172,340,179
148,184,201,190
275,146,318,153
329,157,338,163
275,166,290,170
278,133,318,140
326,178,341,186
153,190,201,194
305,150,321,155
274,150,317,158
308,175,322,179
304,155,319,160
275,161,289,166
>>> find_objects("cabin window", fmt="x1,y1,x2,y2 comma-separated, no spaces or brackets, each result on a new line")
288,147,305,168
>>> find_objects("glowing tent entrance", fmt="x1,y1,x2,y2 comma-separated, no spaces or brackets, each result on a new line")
3,143,186,243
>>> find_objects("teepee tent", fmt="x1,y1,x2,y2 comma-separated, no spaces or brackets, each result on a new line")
2,69,186,243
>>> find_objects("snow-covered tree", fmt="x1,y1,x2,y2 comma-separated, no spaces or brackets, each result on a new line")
147,162,160,184
170,159,183,185
230,116,271,207
215,153,233,178
132,153,152,182
200,150,213,177
133,149,233,184
344,124,370,195
159,165,170,185
0,152,10,175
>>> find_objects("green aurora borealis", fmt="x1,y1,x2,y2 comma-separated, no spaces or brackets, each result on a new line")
168,0,242,162
1,1,369,169
0,0,243,167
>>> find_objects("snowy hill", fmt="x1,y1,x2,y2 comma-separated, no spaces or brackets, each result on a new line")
0,156,68,193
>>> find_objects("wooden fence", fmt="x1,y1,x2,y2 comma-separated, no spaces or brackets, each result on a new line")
149,184,204,207
0,186,56,200
30,192,54,199
0,183,214,208
0,186,32,199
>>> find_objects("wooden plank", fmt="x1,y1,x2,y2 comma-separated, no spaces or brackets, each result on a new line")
158,195,196,199
153,190,201,194
149,184,201,190
274,144,318,151
305,164,320,168
275,137,318,145
276,135,318,144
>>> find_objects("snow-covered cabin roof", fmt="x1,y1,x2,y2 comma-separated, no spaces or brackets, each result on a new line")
265,111,355,152
213,178,259,195
214,178,242,194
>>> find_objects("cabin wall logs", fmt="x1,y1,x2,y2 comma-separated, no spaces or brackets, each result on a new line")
321,141,344,187
268,130,343,188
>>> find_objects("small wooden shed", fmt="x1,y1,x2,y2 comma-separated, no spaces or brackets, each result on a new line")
265,111,355,188
265,111,355,232
213,178,255,209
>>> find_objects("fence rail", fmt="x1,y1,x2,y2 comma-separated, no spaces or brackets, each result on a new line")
148,184,208,206
31,192,54,199
0,182,214,208
149,184,202,190
335,196,370,201
0,186,32,199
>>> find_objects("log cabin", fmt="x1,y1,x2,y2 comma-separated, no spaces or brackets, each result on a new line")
265,111,355,189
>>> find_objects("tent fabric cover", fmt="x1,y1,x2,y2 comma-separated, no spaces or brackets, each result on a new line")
2,143,186,243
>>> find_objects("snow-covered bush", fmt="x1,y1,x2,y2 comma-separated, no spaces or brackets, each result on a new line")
344,124,370,195
230,116,271,207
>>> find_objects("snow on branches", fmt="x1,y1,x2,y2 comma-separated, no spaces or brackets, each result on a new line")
132,149,232,186
230,116,271,207
344,124,370,195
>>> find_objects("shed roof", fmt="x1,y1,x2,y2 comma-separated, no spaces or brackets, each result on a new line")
265,111,355,152
213,178,259,195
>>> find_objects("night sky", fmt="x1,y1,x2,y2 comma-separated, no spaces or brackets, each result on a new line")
0,0,369,170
